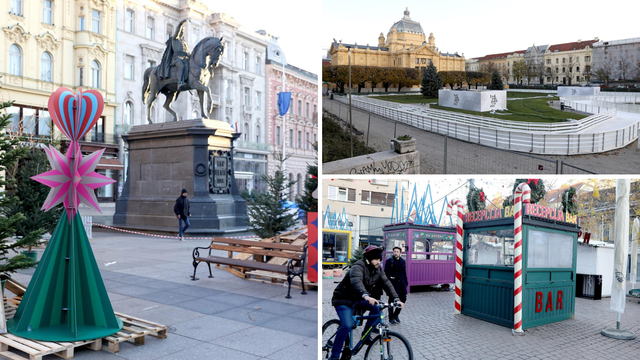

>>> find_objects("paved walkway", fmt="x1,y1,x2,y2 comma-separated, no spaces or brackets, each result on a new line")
5,231,317,360
322,277,640,359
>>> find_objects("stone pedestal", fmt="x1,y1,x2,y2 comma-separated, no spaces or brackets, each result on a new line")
113,119,247,235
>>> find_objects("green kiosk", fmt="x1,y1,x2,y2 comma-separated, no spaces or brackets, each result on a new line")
461,203,579,330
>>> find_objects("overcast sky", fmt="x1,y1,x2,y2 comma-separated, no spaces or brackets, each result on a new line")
322,0,639,60
203,0,319,75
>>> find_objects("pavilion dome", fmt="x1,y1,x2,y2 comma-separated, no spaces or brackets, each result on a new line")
389,8,424,35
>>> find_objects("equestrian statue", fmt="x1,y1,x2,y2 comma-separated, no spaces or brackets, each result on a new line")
142,19,225,124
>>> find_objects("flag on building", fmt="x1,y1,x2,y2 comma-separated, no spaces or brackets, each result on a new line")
278,92,291,116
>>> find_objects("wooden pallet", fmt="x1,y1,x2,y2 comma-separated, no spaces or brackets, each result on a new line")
0,297,168,358
105,312,167,353
245,270,318,290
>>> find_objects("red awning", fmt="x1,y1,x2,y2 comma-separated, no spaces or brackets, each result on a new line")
95,158,124,171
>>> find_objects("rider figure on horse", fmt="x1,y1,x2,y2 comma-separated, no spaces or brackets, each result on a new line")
159,19,190,89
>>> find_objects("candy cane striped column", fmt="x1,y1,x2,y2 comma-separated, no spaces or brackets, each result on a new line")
447,199,464,314
513,183,531,333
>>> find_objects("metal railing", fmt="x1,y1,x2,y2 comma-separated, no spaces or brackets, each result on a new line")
333,95,638,155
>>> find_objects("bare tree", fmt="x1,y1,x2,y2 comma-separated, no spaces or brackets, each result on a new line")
512,60,527,85
562,56,577,86
593,57,615,86
618,53,636,85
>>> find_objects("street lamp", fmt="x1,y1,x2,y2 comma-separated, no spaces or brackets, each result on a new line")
347,46,353,158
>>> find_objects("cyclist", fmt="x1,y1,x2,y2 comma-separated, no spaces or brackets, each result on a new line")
330,245,404,360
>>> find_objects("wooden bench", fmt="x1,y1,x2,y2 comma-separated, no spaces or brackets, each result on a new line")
191,238,308,299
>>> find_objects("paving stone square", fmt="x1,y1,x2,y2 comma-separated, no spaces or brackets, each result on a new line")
322,277,640,359
3,231,318,360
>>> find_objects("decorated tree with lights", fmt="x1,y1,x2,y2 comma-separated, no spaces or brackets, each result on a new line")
561,187,578,214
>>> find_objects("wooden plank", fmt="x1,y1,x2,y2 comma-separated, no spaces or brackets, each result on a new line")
198,256,288,274
0,350,30,360
0,336,42,356
113,313,167,329
208,245,303,260
209,238,304,251
2,334,60,353
4,279,26,297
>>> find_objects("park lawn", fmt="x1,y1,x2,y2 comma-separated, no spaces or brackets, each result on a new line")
370,94,437,104
429,97,587,123
506,92,554,99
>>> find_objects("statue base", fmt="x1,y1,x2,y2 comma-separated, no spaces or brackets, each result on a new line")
113,119,247,235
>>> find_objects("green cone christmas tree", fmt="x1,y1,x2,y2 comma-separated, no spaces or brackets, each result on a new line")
7,87,122,340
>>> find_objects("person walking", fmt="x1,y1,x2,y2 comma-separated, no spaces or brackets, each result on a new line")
174,189,191,241
384,246,408,324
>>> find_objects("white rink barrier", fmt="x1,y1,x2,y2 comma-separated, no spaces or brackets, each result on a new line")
332,95,638,155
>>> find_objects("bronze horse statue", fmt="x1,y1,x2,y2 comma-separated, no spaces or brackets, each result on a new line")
142,36,225,124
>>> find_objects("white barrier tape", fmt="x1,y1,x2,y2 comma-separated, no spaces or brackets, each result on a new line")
93,223,258,240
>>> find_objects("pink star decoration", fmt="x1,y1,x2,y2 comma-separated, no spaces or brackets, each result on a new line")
31,143,115,221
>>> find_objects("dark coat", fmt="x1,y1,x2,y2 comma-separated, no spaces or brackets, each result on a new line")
174,196,190,218
384,256,408,302
332,259,399,307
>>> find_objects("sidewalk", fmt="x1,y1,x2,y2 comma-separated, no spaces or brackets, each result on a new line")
322,277,640,359
6,230,318,359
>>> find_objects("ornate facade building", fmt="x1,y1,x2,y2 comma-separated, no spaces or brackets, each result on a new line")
1,0,122,201
114,0,269,193
264,34,318,201
329,8,465,72
592,38,639,83
543,39,597,85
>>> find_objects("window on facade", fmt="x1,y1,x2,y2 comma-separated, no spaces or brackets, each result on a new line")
306,132,310,149
78,67,84,86
243,122,249,141
585,65,591,73
314,104,317,115
125,10,134,33
562,67,565,73
124,55,134,80
547,77,551,82
562,58,566,63
43,0,53,24
556,76,559,81
22,108,36,135
255,57,261,75
276,126,281,145
243,88,250,106
255,124,260,143
89,117,105,142
328,186,356,202
576,66,580,72
9,44,22,76
79,16,85,30
576,76,580,82
10,0,22,15
555,58,558,64
91,10,101,33
147,60,156,69
314,133,317,143
225,80,231,99
546,59,551,64
41,52,52,82
243,52,249,70
289,129,293,147
361,190,394,206
305,102,309,118
224,41,231,60
146,17,154,40
585,56,591,62
297,100,302,116
91,60,101,88
255,91,261,110
5,106,52,137
166,24,174,40
297,131,301,148
123,101,134,125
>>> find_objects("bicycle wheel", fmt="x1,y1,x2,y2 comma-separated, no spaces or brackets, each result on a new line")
363,330,413,360
322,319,342,359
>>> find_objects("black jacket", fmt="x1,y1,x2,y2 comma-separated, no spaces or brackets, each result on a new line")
384,256,408,302
332,259,399,307
174,196,190,218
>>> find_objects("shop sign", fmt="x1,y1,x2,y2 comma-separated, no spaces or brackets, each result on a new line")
464,204,577,224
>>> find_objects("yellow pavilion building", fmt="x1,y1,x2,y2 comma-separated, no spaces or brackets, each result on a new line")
329,8,466,72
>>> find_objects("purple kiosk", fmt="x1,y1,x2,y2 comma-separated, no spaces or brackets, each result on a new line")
383,222,457,293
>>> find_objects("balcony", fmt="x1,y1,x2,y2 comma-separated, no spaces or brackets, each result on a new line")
83,133,117,145
115,124,133,136
242,105,252,114
236,140,270,152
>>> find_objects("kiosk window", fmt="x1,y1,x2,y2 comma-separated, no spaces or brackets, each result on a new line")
527,230,573,268
431,240,454,260
467,229,515,266
323,232,350,263
385,231,406,252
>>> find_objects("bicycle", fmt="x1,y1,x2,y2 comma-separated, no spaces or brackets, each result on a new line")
322,302,413,360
